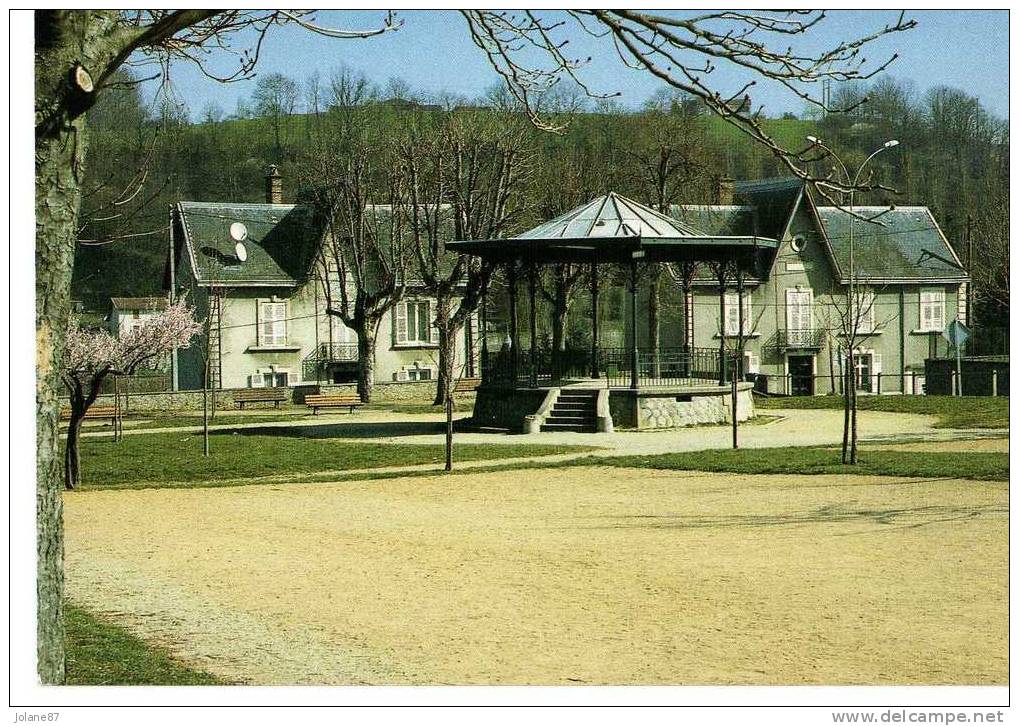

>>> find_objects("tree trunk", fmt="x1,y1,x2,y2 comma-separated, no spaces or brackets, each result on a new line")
842,351,852,464
36,11,106,683
64,407,84,491
849,375,859,465
432,293,454,406
731,355,739,449
356,325,377,403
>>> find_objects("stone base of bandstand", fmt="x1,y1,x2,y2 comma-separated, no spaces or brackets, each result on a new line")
469,380,756,432
608,382,755,430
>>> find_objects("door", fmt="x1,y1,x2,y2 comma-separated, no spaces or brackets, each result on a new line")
855,353,873,393
788,355,814,396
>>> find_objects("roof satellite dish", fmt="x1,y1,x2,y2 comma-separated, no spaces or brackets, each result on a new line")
234,241,248,262
229,221,248,242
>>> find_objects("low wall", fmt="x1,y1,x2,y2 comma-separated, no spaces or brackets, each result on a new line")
924,357,1009,396
470,385,549,432
62,380,442,413
609,383,755,430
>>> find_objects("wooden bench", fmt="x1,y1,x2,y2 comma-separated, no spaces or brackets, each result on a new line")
305,394,364,415
453,377,482,394
60,406,117,424
234,388,287,409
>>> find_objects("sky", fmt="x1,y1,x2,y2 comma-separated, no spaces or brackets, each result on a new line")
140,10,1009,120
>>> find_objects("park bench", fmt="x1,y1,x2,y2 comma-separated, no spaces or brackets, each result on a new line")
234,388,287,409
305,394,364,415
453,377,482,394
60,406,117,425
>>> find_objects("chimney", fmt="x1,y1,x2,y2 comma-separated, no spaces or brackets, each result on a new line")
265,165,282,204
713,175,735,206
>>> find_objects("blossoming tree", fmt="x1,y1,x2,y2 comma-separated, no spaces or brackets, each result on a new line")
62,298,201,490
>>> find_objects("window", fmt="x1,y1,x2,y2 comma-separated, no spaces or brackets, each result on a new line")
724,291,752,336
259,301,287,346
919,288,945,332
394,299,435,346
408,368,432,381
790,234,807,253
263,371,289,388
785,289,813,345
249,371,288,388
856,288,876,334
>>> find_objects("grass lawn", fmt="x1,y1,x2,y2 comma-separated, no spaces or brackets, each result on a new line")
596,446,1009,481
758,395,1009,429
65,603,224,685
77,429,597,489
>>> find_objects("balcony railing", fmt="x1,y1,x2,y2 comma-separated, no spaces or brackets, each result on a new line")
302,342,359,381
774,328,826,350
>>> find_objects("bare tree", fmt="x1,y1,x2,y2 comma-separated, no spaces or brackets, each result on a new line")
400,111,531,406
460,10,913,203
307,148,410,403
253,72,299,158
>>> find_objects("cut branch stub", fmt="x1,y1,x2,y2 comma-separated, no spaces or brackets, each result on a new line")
72,64,94,93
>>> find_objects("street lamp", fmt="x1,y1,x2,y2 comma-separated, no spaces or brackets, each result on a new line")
806,136,899,365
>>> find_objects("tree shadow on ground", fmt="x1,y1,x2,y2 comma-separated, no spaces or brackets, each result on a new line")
214,420,446,439
581,503,1008,534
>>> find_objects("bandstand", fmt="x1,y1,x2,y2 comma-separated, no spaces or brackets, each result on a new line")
446,193,778,432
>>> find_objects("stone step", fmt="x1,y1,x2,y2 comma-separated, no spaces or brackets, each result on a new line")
540,422,598,433
552,403,593,412
546,415,596,424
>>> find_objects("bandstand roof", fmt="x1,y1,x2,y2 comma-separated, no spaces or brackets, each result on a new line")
446,192,778,264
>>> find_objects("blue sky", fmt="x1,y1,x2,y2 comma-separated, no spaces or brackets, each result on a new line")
143,10,1009,120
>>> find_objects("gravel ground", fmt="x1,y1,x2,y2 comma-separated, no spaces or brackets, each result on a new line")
65,465,1007,685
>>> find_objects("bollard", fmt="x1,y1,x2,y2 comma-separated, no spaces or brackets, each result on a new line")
992,369,998,397
876,372,881,395
951,370,958,396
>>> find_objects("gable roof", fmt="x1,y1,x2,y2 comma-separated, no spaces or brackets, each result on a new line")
176,202,322,287
816,206,968,283
110,296,167,311
733,177,804,239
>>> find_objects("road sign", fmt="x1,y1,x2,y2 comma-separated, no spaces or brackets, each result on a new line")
943,319,970,348
942,319,970,396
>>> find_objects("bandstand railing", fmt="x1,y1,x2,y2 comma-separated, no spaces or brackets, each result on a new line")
480,346,723,388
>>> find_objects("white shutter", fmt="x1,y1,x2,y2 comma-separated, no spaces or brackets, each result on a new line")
427,300,437,344
741,291,752,335
746,352,760,374
273,303,287,345
394,302,408,345
249,373,264,388
858,289,875,333
724,293,739,336
872,353,882,376
395,368,409,382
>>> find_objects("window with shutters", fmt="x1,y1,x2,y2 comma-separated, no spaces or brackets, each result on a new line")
785,289,813,346
856,288,876,334
394,299,436,346
919,288,945,332
724,291,752,336
258,301,288,346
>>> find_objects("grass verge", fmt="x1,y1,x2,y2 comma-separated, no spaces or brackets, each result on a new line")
293,446,1008,484
757,395,1008,429
65,603,225,685
77,430,597,490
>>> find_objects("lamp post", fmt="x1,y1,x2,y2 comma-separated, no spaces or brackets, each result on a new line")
806,136,899,463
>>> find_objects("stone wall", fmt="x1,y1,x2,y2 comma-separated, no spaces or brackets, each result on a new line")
609,383,755,430
63,380,442,413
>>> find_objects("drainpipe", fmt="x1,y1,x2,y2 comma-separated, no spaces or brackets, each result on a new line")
899,288,906,394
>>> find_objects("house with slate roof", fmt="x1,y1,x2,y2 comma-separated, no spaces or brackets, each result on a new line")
671,177,969,395
165,169,472,393
109,296,168,338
